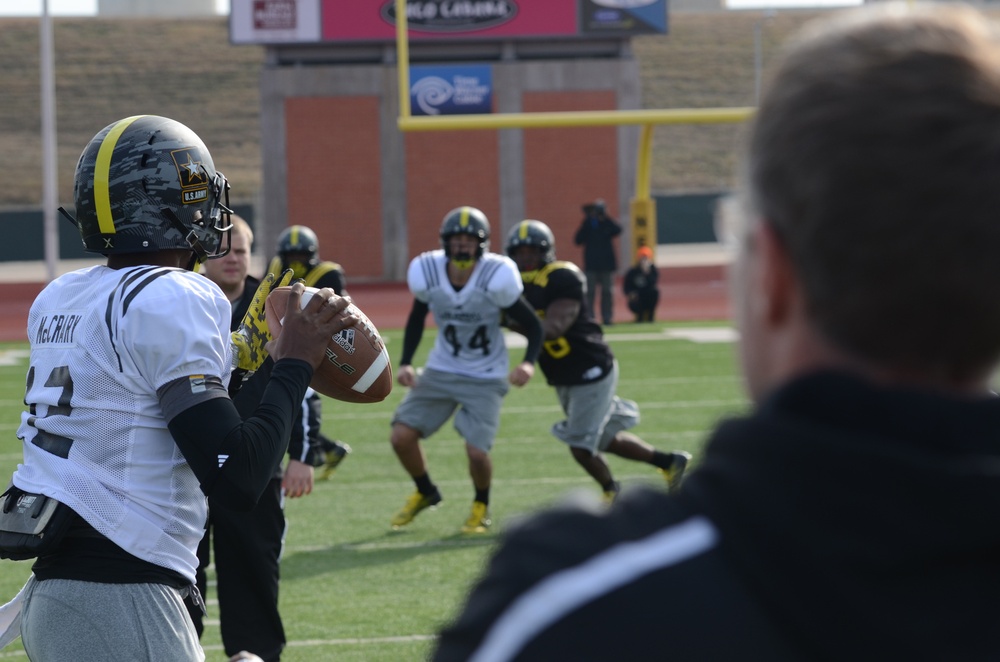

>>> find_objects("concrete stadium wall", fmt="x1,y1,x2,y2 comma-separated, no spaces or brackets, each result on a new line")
0,204,256,262
0,195,720,264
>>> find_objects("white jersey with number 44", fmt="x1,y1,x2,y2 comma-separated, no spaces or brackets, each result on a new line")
408,249,523,380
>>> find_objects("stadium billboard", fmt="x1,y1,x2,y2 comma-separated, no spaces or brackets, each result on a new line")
409,65,494,115
231,0,323,43
231,0,667,45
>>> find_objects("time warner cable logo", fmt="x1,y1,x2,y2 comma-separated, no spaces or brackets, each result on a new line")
410,66,493,116
412,77,454,115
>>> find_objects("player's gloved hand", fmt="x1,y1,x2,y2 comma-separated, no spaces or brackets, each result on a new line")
231,269,294,375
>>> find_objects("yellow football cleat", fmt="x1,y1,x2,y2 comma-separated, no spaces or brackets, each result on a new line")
460,501,492,534
390,489,442,528
318,441,351,481
659,451,692,493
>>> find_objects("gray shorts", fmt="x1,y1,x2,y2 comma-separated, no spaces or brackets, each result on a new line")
552,361,640,453
21,575,204,661
392,367,510,451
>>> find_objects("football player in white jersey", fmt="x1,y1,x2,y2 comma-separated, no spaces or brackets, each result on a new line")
389,206,543,533
4,116,356,661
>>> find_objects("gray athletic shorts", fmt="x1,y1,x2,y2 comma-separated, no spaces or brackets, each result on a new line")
21,575,204,661
392,367,510,451
552,361,640,453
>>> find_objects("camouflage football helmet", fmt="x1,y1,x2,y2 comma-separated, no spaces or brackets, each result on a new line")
506,219,556,270
62,115,233,260
440,206,490,269
277,225,320,279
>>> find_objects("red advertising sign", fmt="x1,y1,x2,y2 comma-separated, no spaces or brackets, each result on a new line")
322,0,578,41
232,0,322,44
254,0,297,30
231,0,667,45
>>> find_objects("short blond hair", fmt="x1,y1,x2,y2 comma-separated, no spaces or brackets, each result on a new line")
230,214,254,246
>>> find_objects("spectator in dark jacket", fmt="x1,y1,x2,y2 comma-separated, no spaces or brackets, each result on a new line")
623,245,659,322
573,199,621,325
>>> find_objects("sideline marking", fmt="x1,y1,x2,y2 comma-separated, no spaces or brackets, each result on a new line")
202,635,437,653
0,350,28,366
664,327,737,343
503,327,736,348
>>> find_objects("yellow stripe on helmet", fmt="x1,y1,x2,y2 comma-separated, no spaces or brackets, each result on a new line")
459,207,470,228
290,225,301,245
95,115,146,235
518,221,529,240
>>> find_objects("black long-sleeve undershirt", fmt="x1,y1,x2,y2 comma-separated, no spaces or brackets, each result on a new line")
166,358,313,511
400,299,429,366
504,296,543,365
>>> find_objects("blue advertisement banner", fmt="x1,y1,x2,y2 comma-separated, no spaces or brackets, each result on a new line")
579,0,668,35
410,65,493,116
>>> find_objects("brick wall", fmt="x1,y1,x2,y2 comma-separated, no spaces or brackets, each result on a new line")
403,130,500,260
522,91,619,266
284,96,384,279
282,90,618,277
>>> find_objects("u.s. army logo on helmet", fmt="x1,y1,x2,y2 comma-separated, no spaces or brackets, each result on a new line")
171,148,209,204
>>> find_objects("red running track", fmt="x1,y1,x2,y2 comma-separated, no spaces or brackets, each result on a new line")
0,265,730,343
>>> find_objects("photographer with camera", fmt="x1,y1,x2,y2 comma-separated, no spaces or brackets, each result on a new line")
574,199,622,326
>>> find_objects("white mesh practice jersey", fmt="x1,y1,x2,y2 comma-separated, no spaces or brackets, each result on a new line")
408,250,523,379
13,265,231,582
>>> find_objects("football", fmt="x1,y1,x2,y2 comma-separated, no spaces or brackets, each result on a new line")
264,286,392,403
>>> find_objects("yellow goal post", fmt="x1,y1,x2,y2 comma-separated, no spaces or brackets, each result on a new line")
393,0,754,259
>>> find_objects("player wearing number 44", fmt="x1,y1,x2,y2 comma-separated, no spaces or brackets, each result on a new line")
388,206,544,534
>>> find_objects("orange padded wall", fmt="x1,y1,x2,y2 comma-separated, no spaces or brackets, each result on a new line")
285,96,384,279
522,91,619,265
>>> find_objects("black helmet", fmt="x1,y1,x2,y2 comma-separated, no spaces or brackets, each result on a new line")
277,225,320,278
440,206,490,268
506,219,556,267
63,115,232,260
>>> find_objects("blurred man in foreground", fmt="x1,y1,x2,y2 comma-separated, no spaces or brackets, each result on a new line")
434,5,1000,660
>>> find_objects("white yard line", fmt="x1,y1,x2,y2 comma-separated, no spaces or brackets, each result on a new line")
503,327,736,348
203,634,438,652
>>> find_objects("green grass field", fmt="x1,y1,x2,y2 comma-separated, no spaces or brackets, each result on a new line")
0,322,747,661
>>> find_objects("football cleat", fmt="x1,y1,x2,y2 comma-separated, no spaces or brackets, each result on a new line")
391,488,442,528
461,501,492,534
602,480,621,505
659,451,692,493
318,441,352,481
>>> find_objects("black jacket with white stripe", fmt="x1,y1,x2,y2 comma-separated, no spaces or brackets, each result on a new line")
434,371,1000,661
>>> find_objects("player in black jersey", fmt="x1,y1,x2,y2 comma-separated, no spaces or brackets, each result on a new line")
264,225,352,479
505,220,690,500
